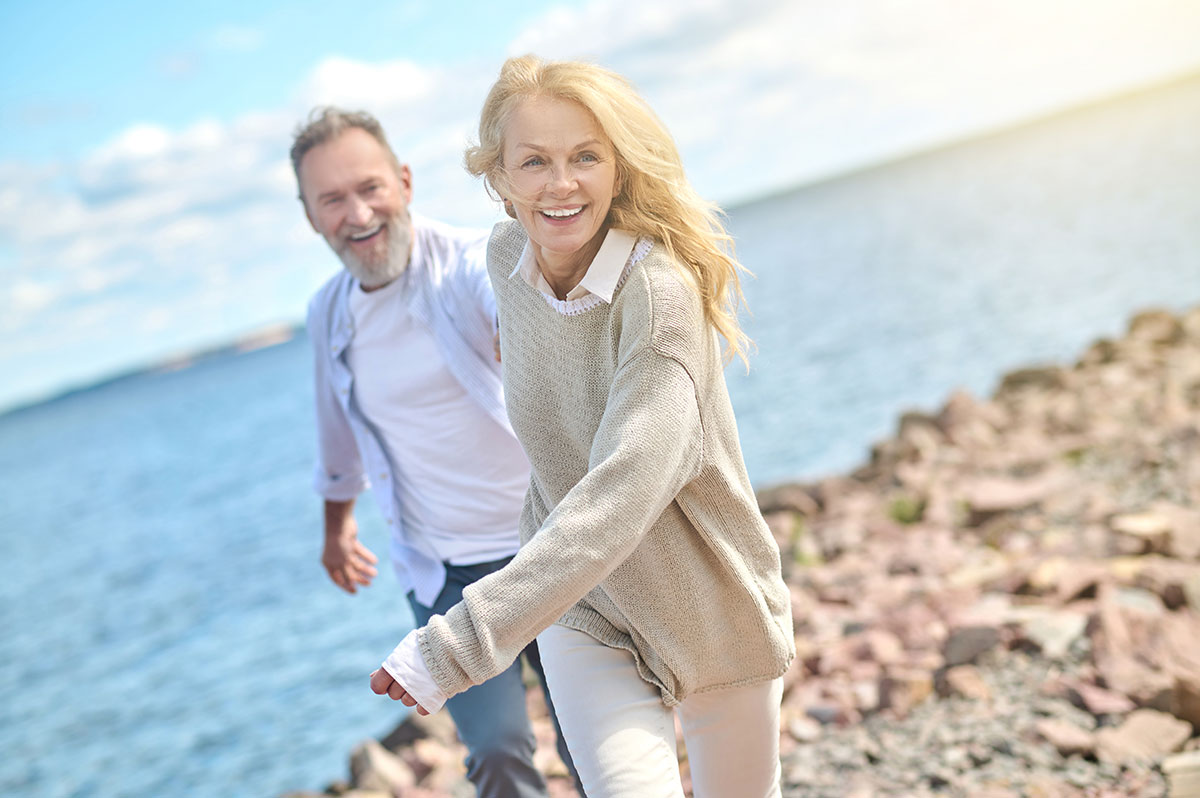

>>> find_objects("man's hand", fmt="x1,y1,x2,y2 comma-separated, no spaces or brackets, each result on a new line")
322,500,378,593
370,668,430,715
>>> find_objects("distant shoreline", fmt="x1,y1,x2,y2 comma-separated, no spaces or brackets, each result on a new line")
0,322,302,418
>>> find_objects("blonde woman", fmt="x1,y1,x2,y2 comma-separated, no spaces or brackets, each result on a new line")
371,55,794,797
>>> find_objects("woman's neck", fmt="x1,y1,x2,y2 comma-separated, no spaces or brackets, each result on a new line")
535,226,609,300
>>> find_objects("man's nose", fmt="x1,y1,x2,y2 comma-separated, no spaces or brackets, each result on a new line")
345,194,374,226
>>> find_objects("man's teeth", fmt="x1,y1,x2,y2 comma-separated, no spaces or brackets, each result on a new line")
349,226,382,241
542,207,582,218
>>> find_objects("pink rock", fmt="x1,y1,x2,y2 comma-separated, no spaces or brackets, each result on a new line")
959,474,1060,525
1162,612,1200,728
1162,751,1200,798
1066,680,1137,716
879,667,934,718
757,483,821,517
1161,505,1200,560
1128,309,1184,346
1111,511,1173,554
1036,718,1095,757
1094,708,1192,764
938,665,992,701
349,740,417,794
862,629,906,666
1096,584,1166,666
1096,652,1174,711
1008,606,1088,659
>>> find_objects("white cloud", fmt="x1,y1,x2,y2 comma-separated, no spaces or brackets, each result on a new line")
92,123,174,162
299,57,440,111
2,0,1200,409
9,280,59,315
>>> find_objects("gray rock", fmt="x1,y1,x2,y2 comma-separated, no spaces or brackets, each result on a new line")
944,624,1001,666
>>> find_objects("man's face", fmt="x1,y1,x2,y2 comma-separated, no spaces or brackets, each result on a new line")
299,127,414,289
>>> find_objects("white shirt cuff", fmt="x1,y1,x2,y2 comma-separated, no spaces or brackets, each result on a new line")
381,629,449,714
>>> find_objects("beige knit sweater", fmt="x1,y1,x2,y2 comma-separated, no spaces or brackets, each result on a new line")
418,221,795,706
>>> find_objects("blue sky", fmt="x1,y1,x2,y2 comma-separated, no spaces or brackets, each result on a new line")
3,0,1200,411
0,0,560,162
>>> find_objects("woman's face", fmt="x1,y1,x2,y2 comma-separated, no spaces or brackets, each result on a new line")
501,96,619,272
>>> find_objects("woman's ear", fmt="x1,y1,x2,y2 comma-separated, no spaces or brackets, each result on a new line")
502,198,517,219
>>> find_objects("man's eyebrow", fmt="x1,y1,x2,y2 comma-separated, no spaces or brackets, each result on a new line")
316,188,343,202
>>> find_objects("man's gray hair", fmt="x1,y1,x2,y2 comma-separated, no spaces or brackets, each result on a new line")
290,107,402,199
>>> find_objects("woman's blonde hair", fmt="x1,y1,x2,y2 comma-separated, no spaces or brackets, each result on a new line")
464,55,753,366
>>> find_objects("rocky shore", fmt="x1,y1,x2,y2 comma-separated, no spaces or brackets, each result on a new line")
286,305,1200,798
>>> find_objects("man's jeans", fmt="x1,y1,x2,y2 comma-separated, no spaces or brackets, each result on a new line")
408,556,582,798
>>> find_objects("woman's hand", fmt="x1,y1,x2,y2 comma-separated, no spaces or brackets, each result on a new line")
369,668,430,715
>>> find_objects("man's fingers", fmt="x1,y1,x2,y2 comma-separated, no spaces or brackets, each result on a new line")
347,560,376,586
352,558,378,578
330,568,349,592
354,543,379,565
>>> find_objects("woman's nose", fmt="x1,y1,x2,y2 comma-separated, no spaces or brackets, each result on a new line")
546,164,577,194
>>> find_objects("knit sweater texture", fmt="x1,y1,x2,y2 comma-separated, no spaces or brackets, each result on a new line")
418,220,795,706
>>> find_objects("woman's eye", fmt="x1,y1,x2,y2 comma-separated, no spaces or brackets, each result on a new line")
579,152,598,163
522,157,544,168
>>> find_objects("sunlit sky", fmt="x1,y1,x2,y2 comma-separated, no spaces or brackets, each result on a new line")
2,0,1199,411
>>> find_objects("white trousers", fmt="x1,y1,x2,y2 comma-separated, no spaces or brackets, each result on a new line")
537,624,783,798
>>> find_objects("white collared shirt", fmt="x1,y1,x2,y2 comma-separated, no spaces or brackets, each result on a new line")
510,228,638,312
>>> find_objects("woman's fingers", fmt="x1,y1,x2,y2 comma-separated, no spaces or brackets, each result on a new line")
369,668,428,713
369,668,393,695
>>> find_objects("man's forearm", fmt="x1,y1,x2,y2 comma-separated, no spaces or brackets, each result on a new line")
324,499,355,536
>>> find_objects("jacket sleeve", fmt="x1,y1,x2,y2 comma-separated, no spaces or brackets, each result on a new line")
308,294,369,501
417,346,704,697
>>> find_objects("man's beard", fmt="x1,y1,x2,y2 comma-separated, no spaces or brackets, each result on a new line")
336,212,413,289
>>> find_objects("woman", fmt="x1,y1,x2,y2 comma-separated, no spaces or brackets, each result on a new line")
371,55,795,797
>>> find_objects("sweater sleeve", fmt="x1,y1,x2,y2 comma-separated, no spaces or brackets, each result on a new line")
416,347,704,698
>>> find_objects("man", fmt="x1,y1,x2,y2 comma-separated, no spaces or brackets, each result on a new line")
292,107,577,798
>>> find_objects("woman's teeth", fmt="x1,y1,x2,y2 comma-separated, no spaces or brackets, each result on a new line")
541,207,582,218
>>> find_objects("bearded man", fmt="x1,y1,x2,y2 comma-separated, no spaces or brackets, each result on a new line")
292,107,578,798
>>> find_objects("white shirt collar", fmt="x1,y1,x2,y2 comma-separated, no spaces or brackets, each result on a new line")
509,228,638,304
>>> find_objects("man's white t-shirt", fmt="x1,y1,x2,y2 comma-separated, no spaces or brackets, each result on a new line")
347,274,529,566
